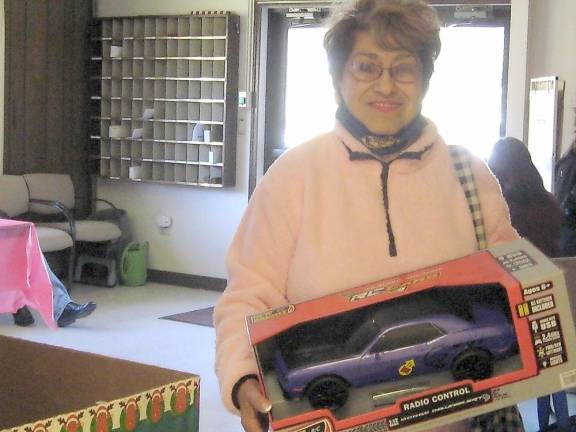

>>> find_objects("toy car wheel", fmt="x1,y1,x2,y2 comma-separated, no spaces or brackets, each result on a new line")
451,348,493,381
306,376,349,410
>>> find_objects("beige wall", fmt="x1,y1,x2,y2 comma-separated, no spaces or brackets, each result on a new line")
95,0,251,278
527,0,576,156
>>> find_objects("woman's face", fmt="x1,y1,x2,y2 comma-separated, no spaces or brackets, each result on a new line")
339,31,425,135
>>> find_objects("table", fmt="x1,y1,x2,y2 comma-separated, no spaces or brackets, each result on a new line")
0,219,56,328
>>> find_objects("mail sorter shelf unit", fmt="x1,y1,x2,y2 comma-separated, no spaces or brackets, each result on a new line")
88,13,239,187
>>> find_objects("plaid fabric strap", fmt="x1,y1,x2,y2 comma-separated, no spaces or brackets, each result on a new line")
449,145,488,249
449,145,525,430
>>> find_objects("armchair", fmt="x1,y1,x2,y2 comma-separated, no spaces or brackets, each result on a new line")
23,173,123,287
0,174,75,285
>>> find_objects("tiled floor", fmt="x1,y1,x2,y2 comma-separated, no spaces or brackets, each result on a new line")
1,281,574,432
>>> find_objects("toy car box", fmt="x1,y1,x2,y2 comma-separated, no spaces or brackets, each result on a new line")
0,335,199,432
247,238,576,432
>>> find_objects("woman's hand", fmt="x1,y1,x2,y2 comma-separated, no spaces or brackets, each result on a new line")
237,378,272,432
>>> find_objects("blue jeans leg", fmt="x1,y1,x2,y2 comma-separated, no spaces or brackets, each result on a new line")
42,256,72,320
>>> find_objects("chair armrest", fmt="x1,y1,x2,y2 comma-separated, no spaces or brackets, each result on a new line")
93,198,118,210
28,198,77,240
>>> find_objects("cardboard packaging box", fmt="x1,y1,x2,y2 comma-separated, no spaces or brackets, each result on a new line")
248,238,576,432
0,336,199,432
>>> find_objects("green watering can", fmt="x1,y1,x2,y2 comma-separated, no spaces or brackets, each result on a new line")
121,241,149,286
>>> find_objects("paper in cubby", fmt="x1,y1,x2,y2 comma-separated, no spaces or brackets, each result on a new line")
143,108,155,120
211,146,223,164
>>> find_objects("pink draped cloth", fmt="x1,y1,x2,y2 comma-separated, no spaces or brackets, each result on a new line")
0,219,56,329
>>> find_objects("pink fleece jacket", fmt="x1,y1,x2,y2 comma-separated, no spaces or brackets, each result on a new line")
214,120,518,416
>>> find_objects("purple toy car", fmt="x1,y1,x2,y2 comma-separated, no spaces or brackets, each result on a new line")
274,291,518,410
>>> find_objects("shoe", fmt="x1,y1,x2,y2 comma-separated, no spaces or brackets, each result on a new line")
12,306,35,327
57,302,97,328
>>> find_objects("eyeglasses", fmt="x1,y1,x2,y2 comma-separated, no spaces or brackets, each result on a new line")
349,57,422,84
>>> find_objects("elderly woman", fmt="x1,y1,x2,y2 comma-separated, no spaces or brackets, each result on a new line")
215,0,521,431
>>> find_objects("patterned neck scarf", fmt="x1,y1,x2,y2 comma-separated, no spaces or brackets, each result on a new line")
336,103,426,157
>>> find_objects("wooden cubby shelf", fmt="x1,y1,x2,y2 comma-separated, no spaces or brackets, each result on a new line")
88,13,239,187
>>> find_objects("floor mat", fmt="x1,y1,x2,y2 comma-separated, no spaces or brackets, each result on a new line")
160,306,214,327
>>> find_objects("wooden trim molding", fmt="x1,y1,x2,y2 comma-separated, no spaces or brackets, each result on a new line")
148,270,227,292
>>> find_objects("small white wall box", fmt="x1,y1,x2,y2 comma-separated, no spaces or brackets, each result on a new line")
155,215,172,228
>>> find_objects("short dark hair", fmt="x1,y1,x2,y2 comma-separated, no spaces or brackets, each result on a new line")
324,0,441,90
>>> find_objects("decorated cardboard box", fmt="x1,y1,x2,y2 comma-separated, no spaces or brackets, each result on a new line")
247,238,576,432
0,335,199,432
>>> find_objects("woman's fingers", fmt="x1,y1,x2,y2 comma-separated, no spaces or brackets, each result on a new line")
238,379,272,432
